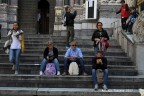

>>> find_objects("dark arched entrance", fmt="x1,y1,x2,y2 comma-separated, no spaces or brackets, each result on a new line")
38,0,49,34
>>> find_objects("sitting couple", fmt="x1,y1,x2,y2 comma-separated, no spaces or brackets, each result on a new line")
39,40,87,76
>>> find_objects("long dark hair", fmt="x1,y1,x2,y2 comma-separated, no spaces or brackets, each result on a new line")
12,22,20,30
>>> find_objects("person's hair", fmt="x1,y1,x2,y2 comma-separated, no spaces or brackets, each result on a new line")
120,0,125,3
96,22,103,28
97,51,103,55
48,40,53,44
70,40,77,45
12,22,20,30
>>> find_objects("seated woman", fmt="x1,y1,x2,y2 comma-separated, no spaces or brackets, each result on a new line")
62,41,87,75
92,51,108,90
39,40,60,75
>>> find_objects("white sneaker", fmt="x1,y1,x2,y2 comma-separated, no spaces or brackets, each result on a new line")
12,65,15,70
103,84,108,90
39,71,44,76
94,84,98,90
15,71,18,75
57,71,60,75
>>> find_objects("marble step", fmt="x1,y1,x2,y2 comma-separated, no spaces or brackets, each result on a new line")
0,87,140,96
0,63,137,76
0,75,143,89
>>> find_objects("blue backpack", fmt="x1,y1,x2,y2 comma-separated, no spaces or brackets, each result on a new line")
44,63,56,76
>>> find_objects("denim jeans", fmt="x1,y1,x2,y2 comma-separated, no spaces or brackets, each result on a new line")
94,47,99,56
64,58,85,74
40,58,60,72
92,69,108,85
9,49,21,71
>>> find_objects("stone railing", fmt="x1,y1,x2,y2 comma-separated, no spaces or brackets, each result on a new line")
133,11,144,43
100,0,121,5
112,20,144,75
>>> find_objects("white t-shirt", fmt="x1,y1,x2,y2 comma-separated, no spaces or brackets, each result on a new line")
8,30,23,49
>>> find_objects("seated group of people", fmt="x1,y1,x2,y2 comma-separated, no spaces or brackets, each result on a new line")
39,21,109,90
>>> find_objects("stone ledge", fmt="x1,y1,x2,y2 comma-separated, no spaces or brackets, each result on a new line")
0,87,140,96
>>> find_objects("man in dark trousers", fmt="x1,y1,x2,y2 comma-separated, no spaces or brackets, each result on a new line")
92,51,108,90
64,7,77,48
116,0,129,31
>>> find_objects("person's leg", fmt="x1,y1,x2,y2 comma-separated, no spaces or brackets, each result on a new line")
15,49,21,72
9,49,15,64
92,69,98,90
70,27,74,43
40,58,48,72
103,69,109,85
52,58,60,71
63,58,71,74
94,47,99,56
66,27,70,47
76,58,85,74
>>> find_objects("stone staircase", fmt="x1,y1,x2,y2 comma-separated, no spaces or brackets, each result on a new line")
0,34,143,96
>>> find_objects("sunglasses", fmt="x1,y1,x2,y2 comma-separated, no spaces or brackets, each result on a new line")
71,45,77,46
98,25,102,26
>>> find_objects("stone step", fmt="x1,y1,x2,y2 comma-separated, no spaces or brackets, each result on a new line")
0,75,143,89
0,54,132,62
0,63,137,76
0,49,126,56
0,87,140,96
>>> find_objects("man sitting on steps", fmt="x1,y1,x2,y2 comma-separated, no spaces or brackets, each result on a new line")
92,51,108,90
62,40,87,76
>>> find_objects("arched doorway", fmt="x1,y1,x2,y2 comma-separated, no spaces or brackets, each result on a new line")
38,0,49,34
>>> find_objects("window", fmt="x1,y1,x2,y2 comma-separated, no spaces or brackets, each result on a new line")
1,0,11,5
74,0,80,5
64,0,70,5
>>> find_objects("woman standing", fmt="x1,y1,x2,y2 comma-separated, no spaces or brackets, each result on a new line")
8,22,24,75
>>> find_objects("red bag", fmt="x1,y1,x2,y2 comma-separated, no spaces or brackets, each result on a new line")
105,40,109,49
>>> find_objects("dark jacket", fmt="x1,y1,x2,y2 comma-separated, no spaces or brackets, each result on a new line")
64,11,77,27
43,47,58,60
92,57,108,70
91,29,109,47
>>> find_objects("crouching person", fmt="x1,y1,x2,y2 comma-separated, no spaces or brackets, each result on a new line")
39,40,60,76
62,41,87,75
92,51,108,90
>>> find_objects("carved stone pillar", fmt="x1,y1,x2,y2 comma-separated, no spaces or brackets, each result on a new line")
0,4,8,36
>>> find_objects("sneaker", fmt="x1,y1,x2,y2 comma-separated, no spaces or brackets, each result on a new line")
39,71,44,76
103,84,108,90
12,65,15,70
15,71,18,75
57,71,60,75
94,84,98,90
62,72,67,76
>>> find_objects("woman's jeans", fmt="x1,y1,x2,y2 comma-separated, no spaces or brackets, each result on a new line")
40,58,60,72
92,69,108,85
9,49,21,71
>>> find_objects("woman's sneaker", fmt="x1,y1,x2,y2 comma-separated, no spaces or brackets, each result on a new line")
39,71,44,76
57,71,60,75
94,84,98,90
12,65,15,70
15,71,18,75
103,84,108,90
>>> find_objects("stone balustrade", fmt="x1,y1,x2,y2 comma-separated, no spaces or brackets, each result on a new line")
100,0,121,5
112,20,144,75
133,11,144,43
